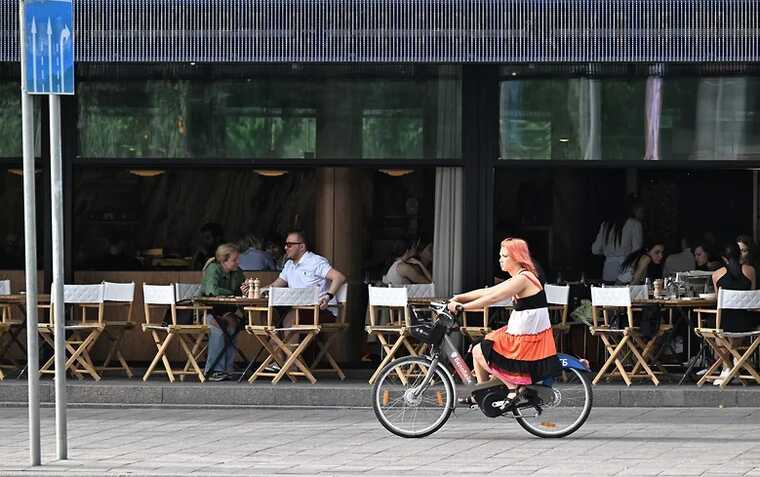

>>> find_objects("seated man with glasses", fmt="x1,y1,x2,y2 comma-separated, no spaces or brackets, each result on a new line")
263,230,347,372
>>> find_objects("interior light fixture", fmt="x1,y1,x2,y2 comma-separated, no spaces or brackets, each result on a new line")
7,168,41,176
379,169,414,177
128,169,165,177
558,138,570,143
253,169,288,177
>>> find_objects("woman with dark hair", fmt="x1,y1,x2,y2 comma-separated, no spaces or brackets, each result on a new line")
617,240,665,285
591,200,645,282
383,239,432,285
736,235,758,270
694,243,722,271
449,237,561,408
710,242,757,385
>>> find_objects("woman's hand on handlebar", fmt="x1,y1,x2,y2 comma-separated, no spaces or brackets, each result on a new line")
447,300,464,315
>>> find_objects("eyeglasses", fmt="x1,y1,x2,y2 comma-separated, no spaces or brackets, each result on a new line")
284,242,303,248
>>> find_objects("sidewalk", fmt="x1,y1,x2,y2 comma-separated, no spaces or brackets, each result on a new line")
2,407,760,476
1,376,760,408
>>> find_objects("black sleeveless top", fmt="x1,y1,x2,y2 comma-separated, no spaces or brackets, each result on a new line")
513,290,548,311
717,267,755,332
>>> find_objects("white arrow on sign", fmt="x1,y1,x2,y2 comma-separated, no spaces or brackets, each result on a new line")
30,17,38,92
46,17,53,92
59,25,70,92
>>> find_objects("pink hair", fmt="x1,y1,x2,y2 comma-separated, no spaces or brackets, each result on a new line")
501,237,537,275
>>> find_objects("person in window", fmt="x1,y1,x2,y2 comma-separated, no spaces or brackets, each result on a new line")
237,234,276,271
383,239,432,285
736,235,758,271
710,242,757,385
694,243,722,271
616,240,665,285
98,233,142,270
591,199,645,283
264,230,346,373
664,236,696,275
200,243,247,382
192,222,224,270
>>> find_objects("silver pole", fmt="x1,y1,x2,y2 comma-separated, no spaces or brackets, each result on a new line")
49,95,67,460
18,0,41,467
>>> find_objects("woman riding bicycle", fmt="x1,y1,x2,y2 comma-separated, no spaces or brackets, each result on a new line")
448,237,561,408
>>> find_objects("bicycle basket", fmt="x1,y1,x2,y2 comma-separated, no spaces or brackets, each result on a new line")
409,307,446,344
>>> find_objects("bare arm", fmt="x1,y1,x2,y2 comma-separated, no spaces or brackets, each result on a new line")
325,268,347,296
631,256,650,285
453,275,533,312
397,262,431,284
453,287,491,303
743,264,757,290
402,258,433,282
267,277,288,288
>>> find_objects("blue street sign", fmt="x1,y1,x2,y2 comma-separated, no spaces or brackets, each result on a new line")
24,0,74,95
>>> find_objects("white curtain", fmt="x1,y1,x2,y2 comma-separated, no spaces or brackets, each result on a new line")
694,78,748,161
569,78,602,160
432,67,464,297
433,168,464,297
644,77,663,161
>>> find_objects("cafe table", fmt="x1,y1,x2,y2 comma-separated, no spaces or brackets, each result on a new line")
633,295,718,384
0,293,51,378
191,295,265,379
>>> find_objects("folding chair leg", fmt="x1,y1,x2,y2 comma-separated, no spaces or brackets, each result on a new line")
64,330,102,381
143,331,175,382
270,331,317,384
720,338,760,389
177,334,206,383
369,333,408,385
181,334,207,381
626,338,659,386
248,332,297,384
593,335,630,386
99,329,134,378
310,334,346,380
697,350,725,387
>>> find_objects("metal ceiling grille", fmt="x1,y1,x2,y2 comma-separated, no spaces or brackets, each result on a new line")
1,0,760,63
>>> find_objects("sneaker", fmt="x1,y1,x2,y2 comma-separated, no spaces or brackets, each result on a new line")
696,368,709,376
208,371,228,382
263,363,281,373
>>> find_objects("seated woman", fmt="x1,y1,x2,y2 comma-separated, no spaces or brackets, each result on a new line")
383,240,432,285
448,237,561,408
710,242,757,385
694,243,722,271
200,243,247,382
616,241,665,285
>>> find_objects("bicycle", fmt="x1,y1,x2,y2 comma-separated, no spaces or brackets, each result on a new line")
372,301,593,438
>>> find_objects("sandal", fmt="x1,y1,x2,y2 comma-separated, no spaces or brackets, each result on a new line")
499,387,527,411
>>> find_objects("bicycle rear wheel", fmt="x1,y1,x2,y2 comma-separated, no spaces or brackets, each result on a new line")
513,367,592,438
372,356,454,438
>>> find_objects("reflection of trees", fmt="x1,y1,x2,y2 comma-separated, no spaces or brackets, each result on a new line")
0,83,22,157
362,112,423,159
225,113,316,158
79,81,189,157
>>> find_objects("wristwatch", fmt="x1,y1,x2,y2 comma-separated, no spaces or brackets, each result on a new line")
324,292,335,300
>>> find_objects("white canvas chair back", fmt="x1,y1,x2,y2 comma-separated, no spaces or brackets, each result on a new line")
718,288,760,310
55,284,104,304
268,287,319,307
591,286,631,308
404,283,435,299
368,285,408,307
102,282,134,302
143,284,176,305
174,283,202,302
629,285,648,302
335,283,348,304
0,279,10,295
545,284,570,305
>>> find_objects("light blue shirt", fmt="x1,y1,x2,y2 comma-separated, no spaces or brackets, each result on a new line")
279,251,334,302
239,248,276,271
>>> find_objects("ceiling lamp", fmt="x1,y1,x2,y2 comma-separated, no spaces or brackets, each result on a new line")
7,168,41,176
254,169,288,177
379,169,414,177
128,169,165,177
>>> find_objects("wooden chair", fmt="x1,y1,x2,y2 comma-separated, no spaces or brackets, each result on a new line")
460,297,512,339
0,279,25,379
627,284,673,378
694,288,760,389
545,284,570,351
245,286,321,384
91,281,135,377
141,284,209,383
367,286,421,384
589,286,659,386
310,283,348,380
39,284,105,381
174,283,211,378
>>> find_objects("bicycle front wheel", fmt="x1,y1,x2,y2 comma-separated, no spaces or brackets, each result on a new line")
513,367,593,438
372,356,454,438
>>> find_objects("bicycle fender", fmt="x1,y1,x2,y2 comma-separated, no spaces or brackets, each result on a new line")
557,353,591,373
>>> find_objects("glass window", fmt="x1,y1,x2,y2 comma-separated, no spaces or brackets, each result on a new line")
499,78,646,161
78,66,461,161
0,82,41,158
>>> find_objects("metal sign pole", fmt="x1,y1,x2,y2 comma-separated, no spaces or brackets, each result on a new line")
49,94,67,460
18,0,41,467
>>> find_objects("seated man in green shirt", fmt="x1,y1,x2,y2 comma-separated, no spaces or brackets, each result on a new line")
201,243,247,381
